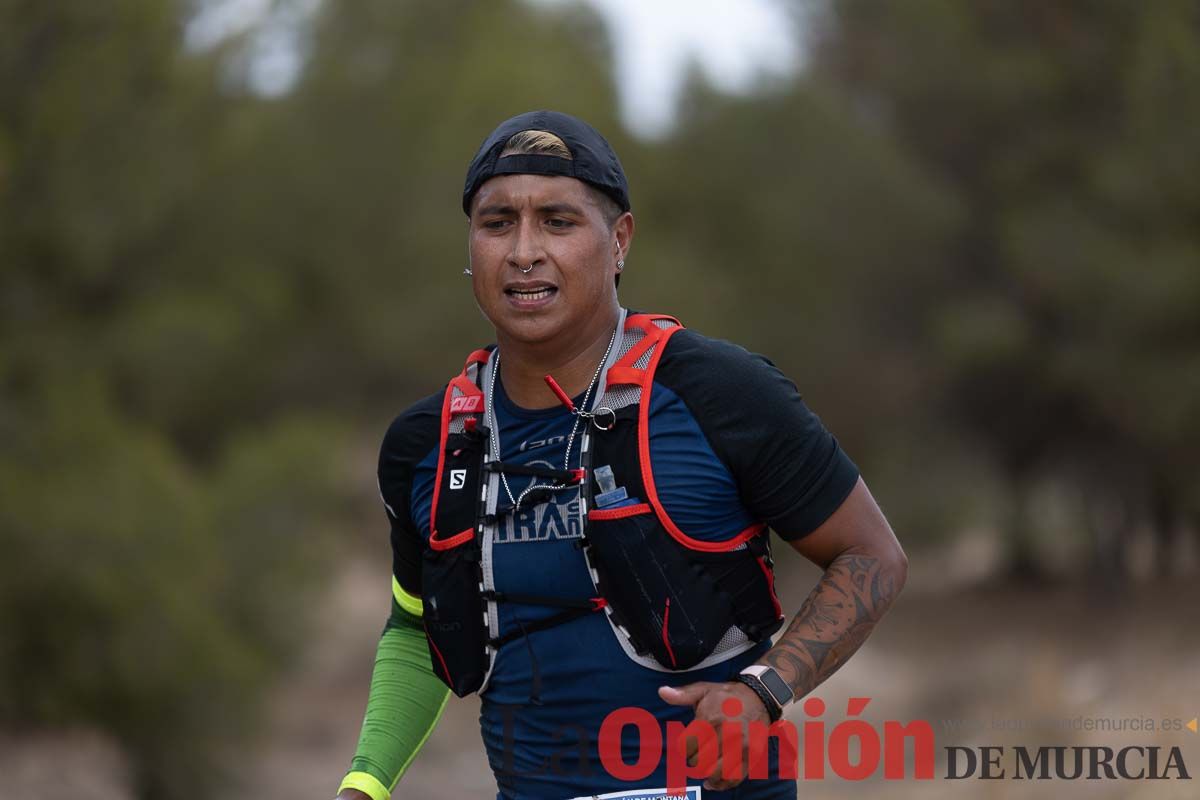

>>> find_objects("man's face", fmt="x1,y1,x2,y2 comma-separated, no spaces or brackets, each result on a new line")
468,174,622,346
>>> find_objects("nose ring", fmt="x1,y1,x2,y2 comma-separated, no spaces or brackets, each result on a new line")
520,263,535,274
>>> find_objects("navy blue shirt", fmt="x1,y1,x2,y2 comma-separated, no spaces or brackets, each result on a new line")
379,326,859,800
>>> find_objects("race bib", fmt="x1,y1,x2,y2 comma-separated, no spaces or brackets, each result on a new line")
567,788,701,800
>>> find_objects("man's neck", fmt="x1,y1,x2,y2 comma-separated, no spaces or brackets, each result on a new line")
497,308,622,410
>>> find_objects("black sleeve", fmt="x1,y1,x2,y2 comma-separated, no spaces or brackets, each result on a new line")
378,389,445,596
654,329,859,540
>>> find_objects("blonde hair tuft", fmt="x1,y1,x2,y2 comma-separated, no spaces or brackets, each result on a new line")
500,130,573,160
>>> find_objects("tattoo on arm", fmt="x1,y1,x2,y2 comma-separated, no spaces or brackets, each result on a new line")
761,552,901,698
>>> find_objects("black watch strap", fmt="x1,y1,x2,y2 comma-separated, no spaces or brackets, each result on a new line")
733,674,783,722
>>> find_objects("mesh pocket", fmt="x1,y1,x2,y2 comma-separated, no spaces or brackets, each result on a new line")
586,509,739,670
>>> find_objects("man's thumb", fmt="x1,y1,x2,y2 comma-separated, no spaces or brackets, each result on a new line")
658,682,709,707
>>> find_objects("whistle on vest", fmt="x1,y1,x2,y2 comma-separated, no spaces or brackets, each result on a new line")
593,464,638,508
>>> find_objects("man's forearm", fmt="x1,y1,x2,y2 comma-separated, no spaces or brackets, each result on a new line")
758,547,907,699
336,596,449,800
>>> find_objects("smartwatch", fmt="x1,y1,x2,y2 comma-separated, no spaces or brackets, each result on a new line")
737,665,794,721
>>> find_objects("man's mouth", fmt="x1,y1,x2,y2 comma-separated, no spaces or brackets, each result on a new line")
505,286,557,301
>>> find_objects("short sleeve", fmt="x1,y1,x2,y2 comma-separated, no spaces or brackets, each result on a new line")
378,389,444,594
653,330,859,540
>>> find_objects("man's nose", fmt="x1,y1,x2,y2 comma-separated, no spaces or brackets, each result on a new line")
508,217,545,271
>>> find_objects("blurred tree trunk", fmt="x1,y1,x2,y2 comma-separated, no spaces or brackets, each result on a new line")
1083,486,1130,594
1149,475,1176,578
1003,474,1045,585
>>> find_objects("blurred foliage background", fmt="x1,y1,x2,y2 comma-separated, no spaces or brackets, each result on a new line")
2,1,1198,798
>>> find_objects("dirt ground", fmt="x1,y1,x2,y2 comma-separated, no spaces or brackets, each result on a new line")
7,544,1198,800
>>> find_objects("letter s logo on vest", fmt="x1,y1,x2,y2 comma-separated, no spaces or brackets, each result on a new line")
450,396,482,414
450,469,467,490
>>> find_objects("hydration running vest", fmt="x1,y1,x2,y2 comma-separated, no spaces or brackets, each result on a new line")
420,311,785,697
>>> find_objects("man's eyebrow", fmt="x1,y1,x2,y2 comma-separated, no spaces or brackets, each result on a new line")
537,202,585,216
475,204,516,216
474,202,586,216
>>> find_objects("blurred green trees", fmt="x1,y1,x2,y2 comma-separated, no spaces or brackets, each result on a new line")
811,0,1200,579
2,0,1198,797
0,6,350,796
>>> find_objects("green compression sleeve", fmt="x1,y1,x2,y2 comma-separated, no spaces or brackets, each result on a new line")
338,588,450,800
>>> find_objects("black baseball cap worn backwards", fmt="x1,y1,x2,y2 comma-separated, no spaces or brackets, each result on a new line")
462,110,631,216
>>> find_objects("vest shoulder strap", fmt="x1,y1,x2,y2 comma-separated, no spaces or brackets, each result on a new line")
607,313,767,552
604,312,683,393
428,346,492,548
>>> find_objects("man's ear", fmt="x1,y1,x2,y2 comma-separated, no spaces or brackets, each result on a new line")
615,211,634,262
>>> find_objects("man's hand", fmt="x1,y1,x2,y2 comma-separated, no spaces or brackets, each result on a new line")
658,680,771,791
335,790,371,800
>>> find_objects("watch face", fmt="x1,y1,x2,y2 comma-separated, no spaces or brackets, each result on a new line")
759,668,793,705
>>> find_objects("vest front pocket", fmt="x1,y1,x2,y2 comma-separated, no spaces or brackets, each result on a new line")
421,535,490,697
584,507,740,670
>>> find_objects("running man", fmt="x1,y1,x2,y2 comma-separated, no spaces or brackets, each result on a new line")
334,110,907,800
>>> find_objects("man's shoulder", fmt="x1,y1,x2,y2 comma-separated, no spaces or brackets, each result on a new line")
654,324,794,401
658,325,766,367
380,387,446,467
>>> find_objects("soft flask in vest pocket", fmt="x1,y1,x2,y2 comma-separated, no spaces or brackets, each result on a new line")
422,429,490,696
